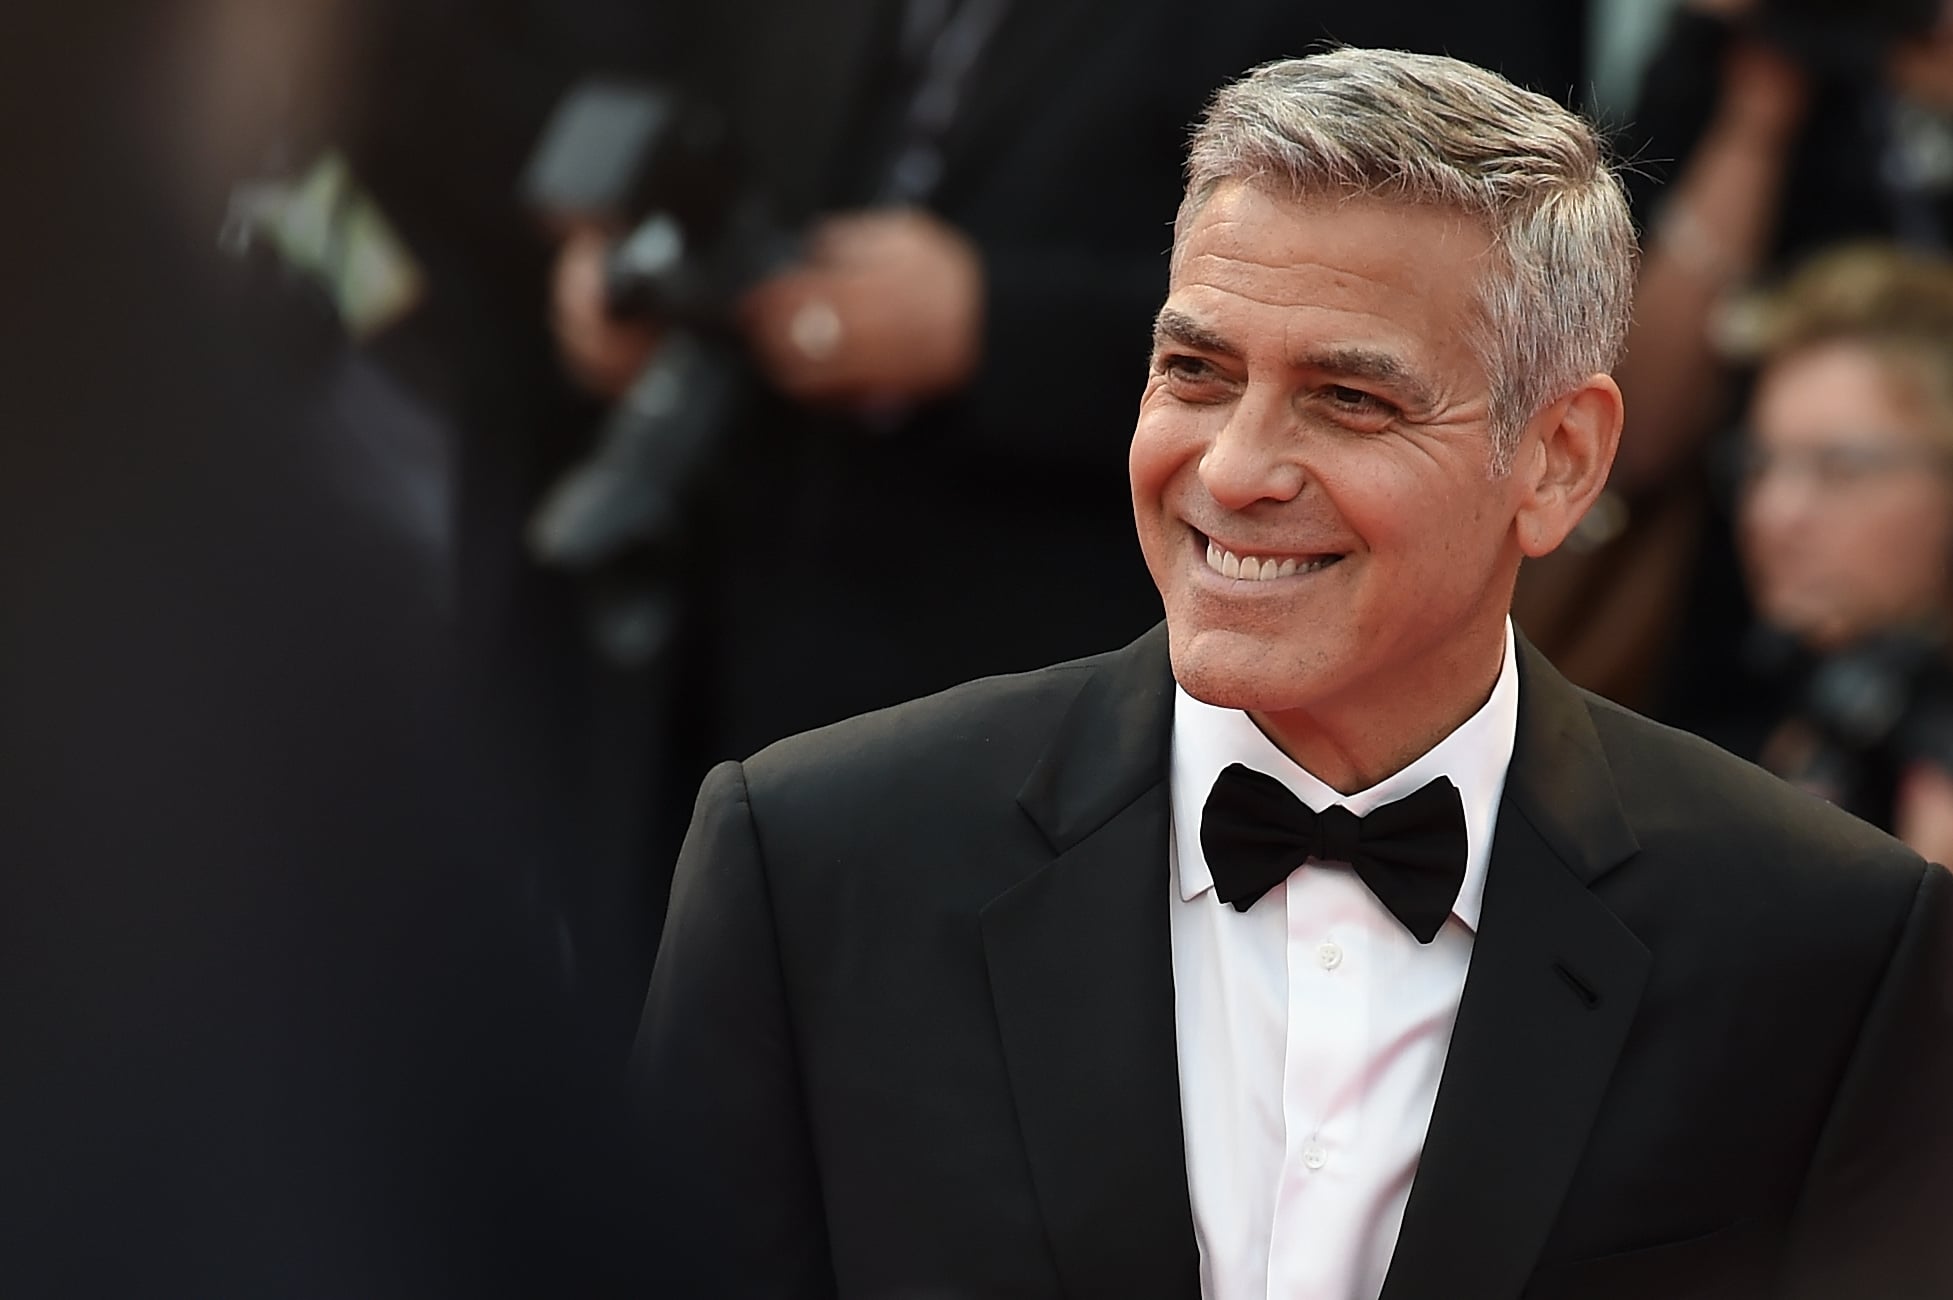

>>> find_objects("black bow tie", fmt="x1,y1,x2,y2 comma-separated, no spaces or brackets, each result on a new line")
1198,763,1468,943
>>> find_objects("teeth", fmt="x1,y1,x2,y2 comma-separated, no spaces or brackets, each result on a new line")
1202,539,1336,582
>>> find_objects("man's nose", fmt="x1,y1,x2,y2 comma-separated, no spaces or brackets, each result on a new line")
1197,384,1307,510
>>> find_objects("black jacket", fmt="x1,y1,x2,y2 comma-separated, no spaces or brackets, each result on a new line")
638,625,1953,1299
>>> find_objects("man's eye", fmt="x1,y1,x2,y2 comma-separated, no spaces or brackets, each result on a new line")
1161,355,1216,381
1326,385,1388,411
1315,386,1404,426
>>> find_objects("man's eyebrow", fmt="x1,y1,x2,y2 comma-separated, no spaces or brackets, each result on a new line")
1152,311,1439,408
1152,308,1236,356
1296,344,1435,407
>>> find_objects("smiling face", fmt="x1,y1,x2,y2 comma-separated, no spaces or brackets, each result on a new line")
1131,183,1542,785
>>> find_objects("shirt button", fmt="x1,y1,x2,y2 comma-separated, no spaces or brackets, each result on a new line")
1302,1142,1329,1170
1316,941,1344,971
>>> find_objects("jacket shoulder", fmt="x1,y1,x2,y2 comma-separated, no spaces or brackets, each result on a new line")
738,645,1124,816
1581,689,1926,893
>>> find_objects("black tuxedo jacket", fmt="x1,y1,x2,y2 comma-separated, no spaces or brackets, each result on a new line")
635,626,1953,1299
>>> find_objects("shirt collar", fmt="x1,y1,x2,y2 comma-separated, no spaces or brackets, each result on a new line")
1169,619,1519,935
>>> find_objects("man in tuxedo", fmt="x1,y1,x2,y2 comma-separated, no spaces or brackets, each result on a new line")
634,48,1953,1300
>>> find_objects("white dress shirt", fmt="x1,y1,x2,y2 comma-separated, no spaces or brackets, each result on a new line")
1168,620,1519,1300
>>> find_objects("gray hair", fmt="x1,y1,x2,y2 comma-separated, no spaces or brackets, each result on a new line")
1177,48,1637,470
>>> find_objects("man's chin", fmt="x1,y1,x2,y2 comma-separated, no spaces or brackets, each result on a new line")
1166,626,1325,714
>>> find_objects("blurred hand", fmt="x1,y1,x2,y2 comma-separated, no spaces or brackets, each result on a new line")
741,208,984,407
1717,38,1810,143
1896,761,1953,867
550,224,661,399
1891,26,1953,112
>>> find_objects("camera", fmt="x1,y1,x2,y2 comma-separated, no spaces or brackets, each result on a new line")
1756,625,1953,826
518,80,798,664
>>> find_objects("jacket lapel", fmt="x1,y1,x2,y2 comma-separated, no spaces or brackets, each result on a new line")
980,624,1201,1300
1380,637,1652,1300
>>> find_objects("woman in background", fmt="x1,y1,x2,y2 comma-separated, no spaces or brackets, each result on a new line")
1728,243,1953,864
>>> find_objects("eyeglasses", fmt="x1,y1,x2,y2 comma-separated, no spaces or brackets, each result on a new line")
1730,439,1953,492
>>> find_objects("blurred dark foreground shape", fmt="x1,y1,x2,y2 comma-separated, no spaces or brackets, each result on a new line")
0,5,633,1295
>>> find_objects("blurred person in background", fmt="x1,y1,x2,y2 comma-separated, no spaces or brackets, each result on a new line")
1514,0,1953,715
1718,244,1953,863
549,0,1242,758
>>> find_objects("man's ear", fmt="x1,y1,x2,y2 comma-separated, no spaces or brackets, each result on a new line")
1512,373,1624,559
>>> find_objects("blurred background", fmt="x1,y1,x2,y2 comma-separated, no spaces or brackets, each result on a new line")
4,0,1953,1293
